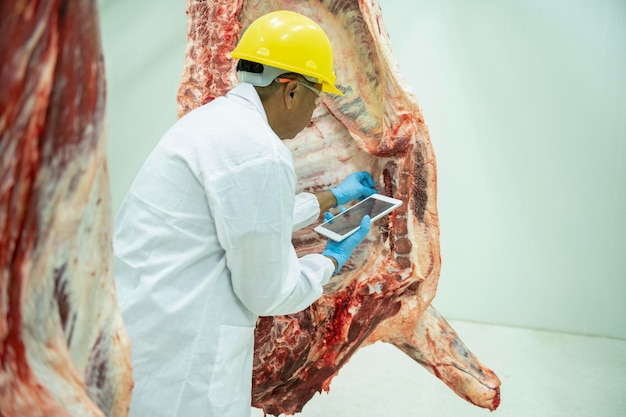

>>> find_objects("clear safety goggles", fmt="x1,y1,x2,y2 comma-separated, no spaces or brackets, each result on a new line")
277,77,324,98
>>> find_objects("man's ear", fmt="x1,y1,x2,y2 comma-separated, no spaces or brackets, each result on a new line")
282,80,298,110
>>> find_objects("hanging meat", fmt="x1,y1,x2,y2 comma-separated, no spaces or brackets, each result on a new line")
0,1,132,416
178,0,501,416
1,0,501,416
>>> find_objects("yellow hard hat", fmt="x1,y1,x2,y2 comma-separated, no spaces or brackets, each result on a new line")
231,10,343,96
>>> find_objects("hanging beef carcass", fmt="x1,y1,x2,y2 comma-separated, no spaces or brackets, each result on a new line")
178,0,501,415
0,1,132,416
0,0,500,415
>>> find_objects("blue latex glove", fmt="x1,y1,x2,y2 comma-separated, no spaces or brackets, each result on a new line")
324,208,345,222
322,214,371,274
330,171,377,207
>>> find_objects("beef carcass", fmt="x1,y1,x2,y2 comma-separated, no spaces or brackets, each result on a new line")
178,0,501,415
0,1,132,416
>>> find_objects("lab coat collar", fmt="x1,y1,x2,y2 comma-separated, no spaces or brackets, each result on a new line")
227,83,269,124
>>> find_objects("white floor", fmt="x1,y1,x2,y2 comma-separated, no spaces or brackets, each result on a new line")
251,320,626,417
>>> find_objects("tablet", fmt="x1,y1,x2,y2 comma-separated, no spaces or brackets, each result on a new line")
314,194,403,242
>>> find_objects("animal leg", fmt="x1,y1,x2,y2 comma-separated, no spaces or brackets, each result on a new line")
383,305,501,410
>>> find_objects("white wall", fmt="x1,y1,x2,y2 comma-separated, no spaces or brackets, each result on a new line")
99,0,187,214
100,0,626,339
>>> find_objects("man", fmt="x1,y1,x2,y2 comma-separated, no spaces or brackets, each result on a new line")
114,10,376,417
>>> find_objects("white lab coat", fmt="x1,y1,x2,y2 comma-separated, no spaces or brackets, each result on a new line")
114,83,334,417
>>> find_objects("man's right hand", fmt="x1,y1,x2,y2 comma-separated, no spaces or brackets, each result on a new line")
330,171,377,207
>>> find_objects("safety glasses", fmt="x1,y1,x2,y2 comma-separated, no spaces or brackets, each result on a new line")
277,77,324,97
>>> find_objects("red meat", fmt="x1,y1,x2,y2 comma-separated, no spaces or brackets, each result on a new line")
0,1,132,416
178,1,501,415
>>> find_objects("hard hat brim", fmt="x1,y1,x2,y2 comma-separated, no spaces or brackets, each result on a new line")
323,82,344,96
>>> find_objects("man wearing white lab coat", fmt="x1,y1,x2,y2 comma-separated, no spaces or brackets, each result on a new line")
114,11,377,417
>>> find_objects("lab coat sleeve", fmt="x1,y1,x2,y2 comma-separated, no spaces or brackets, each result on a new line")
292,192,320,231
210,157,334,317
